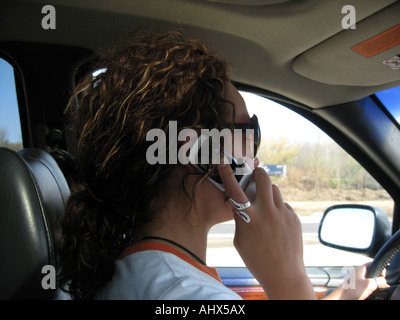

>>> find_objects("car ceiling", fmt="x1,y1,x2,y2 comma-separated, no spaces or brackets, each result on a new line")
0,0,399,108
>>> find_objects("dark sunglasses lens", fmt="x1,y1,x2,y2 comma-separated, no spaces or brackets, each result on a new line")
251,115,261,156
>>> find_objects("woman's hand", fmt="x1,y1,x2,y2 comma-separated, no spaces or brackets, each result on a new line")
218,163,316,300
324,264,389,300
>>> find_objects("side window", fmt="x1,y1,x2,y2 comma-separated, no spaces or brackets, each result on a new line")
0,57,23,151
207,91,394,267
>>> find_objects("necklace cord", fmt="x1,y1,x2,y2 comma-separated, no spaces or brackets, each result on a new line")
139,236,206,266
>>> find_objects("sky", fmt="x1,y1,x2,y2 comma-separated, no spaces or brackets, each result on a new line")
242,86,400,145
375,86,400,123
240,91,333,145
0,58,22,144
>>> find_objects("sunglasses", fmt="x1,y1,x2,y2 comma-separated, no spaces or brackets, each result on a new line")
229,114,261,159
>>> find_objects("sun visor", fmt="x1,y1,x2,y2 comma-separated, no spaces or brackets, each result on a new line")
293,2,400,86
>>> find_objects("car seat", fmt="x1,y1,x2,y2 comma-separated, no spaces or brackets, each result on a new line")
0,147,70,299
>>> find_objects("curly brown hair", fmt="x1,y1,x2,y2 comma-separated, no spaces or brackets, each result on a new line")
58,31,233,299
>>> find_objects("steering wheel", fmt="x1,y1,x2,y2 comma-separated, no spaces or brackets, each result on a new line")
366,229,400,300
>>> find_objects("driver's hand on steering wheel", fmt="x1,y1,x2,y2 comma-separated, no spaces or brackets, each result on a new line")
324,263,389,300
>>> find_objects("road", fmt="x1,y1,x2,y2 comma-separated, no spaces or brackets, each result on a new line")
207,216,371,267
208,217,320,237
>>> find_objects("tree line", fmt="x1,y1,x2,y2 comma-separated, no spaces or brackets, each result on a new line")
258,136,382,193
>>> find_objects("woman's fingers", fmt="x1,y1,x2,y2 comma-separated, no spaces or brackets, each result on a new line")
218,161,313,299
217,158,251,224
217,158,248,204
218,163,293,223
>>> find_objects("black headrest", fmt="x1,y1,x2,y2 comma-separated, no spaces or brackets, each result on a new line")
0,148,70,299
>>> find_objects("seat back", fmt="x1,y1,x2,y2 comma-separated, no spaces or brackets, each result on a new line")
0,147,70,299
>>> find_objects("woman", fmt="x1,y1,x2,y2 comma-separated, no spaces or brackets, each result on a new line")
58,31,386,300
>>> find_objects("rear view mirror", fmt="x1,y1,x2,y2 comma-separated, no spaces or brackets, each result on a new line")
318,205,391,258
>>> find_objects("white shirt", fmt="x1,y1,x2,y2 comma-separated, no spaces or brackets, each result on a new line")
96,242,242,300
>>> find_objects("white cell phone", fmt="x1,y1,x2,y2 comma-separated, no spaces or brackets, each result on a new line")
187,134,256,203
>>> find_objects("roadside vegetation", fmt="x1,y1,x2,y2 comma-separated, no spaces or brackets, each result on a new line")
258,137,393,216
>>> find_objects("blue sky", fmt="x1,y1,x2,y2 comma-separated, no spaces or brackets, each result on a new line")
0,58,22,143
375,86,400,123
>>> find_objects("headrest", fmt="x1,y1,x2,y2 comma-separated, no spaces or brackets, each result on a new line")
0,148,70,299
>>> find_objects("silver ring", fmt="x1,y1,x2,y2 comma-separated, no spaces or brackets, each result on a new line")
228,198,251,211
228,198,251,223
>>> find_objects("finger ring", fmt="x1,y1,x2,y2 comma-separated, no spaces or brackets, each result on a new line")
228,198,251,210
228,198,251,223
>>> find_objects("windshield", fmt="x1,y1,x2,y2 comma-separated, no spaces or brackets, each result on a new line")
375,85,400,125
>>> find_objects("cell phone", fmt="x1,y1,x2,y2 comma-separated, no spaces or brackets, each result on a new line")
187,133,256,203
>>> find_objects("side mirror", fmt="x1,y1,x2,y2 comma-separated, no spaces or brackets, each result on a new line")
318,204,391,258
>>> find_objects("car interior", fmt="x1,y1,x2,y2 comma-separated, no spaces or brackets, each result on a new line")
0,0,400,300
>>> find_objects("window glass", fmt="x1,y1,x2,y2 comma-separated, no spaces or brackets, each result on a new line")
207,91,393,267
375,85,400,125
0,58,22,150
